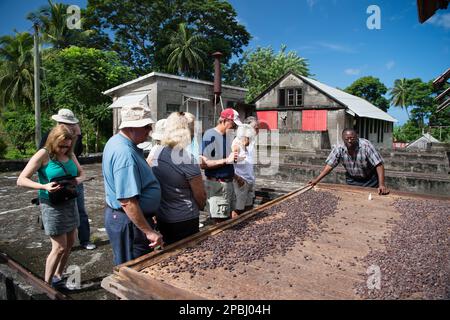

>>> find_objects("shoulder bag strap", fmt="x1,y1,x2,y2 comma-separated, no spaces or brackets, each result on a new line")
53,159,71,176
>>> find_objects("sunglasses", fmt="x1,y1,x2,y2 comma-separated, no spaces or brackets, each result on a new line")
58,145,71,149
143,124,152,130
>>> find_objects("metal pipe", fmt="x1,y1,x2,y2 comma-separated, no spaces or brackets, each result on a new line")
33,24,41,148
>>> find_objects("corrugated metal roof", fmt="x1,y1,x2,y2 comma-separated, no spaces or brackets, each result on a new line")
107,93,148,109
103,72,248,96
301,76,398,123
406,133,440,149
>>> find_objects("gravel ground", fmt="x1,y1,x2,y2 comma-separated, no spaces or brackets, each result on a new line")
355,198,450,300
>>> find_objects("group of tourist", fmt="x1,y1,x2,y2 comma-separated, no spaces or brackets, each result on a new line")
101,104,260,266
17,101,389,291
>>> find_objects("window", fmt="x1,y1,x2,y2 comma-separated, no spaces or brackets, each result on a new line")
296,89,303,106
256,111,278,130
278,87,303,107
287,89,295,106
166,104,180,116
301,110,327,131
279,89,285,106
226,100,236,108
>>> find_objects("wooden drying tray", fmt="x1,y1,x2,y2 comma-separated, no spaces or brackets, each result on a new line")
101,184,450,300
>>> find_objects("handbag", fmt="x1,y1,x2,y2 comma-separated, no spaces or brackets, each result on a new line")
48,161,78,205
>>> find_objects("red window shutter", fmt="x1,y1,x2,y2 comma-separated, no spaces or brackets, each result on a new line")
302,110,327,131
256,111,278,130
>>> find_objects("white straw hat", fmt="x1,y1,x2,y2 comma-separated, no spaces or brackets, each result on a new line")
51,109,79,124
119,103,155,129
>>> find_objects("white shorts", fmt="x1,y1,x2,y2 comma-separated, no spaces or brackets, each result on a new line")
233,179,255,211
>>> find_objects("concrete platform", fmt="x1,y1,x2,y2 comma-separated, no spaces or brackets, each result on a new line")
0,163,115,300
0,159,447,299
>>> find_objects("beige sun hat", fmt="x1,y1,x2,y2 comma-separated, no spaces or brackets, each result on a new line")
151,118,167,141
51,109,79,124
119,103,155,129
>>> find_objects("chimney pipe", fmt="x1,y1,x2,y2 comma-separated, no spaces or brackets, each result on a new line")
212,52,223,96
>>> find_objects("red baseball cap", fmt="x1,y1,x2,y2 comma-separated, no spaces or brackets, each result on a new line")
220,108,242,126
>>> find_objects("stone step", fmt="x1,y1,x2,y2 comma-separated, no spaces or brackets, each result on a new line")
278,149,449,162
255,163,450,197
279,154,450,174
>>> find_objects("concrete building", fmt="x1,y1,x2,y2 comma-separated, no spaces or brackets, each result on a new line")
406,133,441,150
102,72,248,134
252,71,397,150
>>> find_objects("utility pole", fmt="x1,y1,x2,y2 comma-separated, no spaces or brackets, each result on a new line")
33,24,41,148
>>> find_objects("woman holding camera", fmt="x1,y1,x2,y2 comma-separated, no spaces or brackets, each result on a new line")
17,124,85,288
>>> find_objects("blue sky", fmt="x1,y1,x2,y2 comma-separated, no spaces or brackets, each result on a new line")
1,0,449,125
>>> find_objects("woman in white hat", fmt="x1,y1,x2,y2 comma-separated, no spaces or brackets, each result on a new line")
146,118,167,167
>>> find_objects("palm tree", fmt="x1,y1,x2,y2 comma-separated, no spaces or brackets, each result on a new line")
162,23,207,77
390,78,413,120
0,32,34,109
27,0,92,49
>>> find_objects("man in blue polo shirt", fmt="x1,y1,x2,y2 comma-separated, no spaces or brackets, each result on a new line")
102,103,163,265
200,108,241,223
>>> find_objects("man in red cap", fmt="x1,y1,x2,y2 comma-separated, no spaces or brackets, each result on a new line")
200,108,242,223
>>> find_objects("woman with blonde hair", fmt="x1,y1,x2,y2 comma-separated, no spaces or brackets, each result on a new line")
17,124,86,288
152,112,206,244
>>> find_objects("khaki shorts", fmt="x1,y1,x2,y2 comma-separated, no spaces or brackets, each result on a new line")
233,180,255,211
205,179,234,219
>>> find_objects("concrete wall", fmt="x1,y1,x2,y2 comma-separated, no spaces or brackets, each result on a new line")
254,73,395,150
328,109,347,147
256,74,342,109
0,154,103,173
255,74,346,150
254,163,450,197
109,75,247,134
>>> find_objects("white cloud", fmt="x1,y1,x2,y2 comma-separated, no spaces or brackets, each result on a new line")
345,68,361,76
317,42,356,53
427,13,450,29
386,60,395,70
307,0,318,9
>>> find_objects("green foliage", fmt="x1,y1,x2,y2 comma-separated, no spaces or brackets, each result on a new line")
163,23,207,77
238,45,310,103
389,78,432,121
393,121,421,142
27,0,106,50
43,46,134,109
0,32,34,109
43,46,134,152
0,135,7,158
392,79,450,142
1,109,53,155
344,76,389,112
86,0,250,77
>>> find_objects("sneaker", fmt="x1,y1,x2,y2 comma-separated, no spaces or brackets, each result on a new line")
81,242,96,250
51,276,65,289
